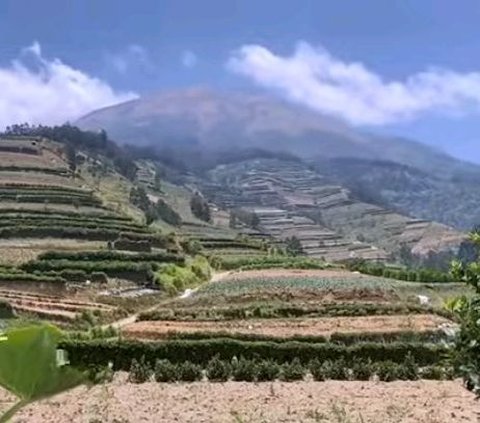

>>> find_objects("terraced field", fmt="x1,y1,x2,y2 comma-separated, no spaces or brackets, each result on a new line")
202,158,465,261
0,289,116,322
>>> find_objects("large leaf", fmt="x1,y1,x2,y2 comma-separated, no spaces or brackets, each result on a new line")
0,325,85,402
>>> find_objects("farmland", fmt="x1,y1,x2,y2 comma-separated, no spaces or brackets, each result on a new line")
0,132,477,422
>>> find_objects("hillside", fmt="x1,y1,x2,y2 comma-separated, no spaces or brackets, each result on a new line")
76,87,480,230
199,158,465,262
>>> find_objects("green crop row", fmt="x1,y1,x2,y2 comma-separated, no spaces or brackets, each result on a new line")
0,189,94,198
0,271,65,283
0,213,142,228
347,261,455,283
0,208,132,221
211,255,333,271
0,183,92,193
125,356,453,384
139,302,452,321
0,226,158,242
0,166,69,175
0,194,102,206
38,250,184,263
60,338,446,370
143,329,446,345
0,219,149,233
201,241,263,250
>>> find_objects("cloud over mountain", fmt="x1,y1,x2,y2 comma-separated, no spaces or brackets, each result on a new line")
227,41,480,125
0,41,137,129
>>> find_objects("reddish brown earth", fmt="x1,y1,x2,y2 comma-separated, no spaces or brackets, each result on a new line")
1,375,477,422
122,314,451,340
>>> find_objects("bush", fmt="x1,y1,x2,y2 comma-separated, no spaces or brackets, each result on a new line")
231,357,258,382
0,300,14,318
351,359,374,381
206,356,231,382
154,359,178,382
375,361,400,382
61,338,446,371
256,360,280,381
320,359,350,381
309,359,326,381
398,353,419,380
420,366,446,380
280,358,305,381
177,361,203,382
128,356,153,383
85,363,114,384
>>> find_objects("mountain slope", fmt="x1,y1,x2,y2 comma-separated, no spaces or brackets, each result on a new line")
77,87,480,230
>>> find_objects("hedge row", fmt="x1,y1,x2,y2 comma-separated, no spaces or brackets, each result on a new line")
0,219,150,234
0,189,94,198
0,226,158,242
201,241,263,250
145,329,446,345
126,356,453,383
211,256,332,271
0,271,65,283
38,250,184,263
347,261,455,283
0,214,145,228
0,183,92,193
0,194,102,207
139,302,451,321
0,166,69,175
0,208,132,221
60,338,447,370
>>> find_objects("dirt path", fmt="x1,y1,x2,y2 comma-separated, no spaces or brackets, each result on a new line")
1,376,477,422
102,272,232,330
122,314,452,340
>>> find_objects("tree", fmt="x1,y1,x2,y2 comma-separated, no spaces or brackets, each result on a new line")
0,325,85,421
190,193,211,222
64,144,77,173
285,236,303,256
450,231,480,395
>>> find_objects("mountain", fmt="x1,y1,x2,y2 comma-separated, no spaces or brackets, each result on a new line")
77,87,480,230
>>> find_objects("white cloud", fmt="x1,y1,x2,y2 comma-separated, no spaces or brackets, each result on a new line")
0,41,137,129
181,50,197,68
106,44,154,75
227,41,480,126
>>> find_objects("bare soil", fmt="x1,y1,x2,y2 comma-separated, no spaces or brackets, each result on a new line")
1,375,477,422
122,314,451,340
218,269,365,281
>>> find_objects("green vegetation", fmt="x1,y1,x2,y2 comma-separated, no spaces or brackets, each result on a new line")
0,325,85,422
153,255,211,294
61,338,446,370
195,275,394,297
0,301,14,319
190,193,211,222
139,302,450,321
38,250,183,263
347,260,455,283
449,232,480,395
211,255,332,271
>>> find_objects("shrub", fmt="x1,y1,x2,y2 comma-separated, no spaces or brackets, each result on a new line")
90,272,108,283
309,359,326,381
0,300,14,318
280,358,305,381
154,359,178,382
375,361,400,382
420,366,446,380
128,356,153,383
351,359,374,381
85,363,114,384
177,361,203,382
256,360,280,381
320,359,350,381
206,356,231,382
398,353,419,380
231,357,258,382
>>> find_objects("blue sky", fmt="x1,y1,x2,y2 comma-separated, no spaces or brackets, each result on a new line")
1,0,480,162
